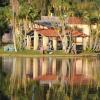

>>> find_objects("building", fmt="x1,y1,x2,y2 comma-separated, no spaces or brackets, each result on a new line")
24,16,89,52
26,28,87,52
66,16,90,50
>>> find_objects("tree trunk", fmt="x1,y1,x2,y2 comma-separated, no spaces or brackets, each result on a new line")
93,8,100,51
93,24,99,51
12,0,17,52
89,24,94,50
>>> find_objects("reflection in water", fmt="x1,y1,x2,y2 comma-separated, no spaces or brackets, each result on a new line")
0,57,100,100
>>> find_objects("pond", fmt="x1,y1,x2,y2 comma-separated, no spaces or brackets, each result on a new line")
0,56,100,100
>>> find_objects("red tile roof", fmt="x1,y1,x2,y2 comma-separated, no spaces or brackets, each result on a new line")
72,31,86,37
27,74,94,85
67,17,83,24
36,29,59,37
69,75,95,86
35,28,88,38
65,30,88,37
38,75,57,81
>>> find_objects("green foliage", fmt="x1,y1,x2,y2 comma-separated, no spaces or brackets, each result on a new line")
0,7,10,39
18,2,30,19
46,83,68,100
18,0,27,4
28,6,40,21
18,0,40,21
85,47,95,53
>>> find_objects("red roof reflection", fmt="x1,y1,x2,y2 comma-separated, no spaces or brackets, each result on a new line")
27,74,95,86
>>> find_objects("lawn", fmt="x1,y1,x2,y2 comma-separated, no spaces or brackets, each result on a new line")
0,48,99,57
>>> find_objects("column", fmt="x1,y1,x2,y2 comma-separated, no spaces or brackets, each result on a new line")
61,59,67,84
42,58,48,75
53,37,57,50
52,58,56,74
83,58,90,77
43,36,48,50
33,58,38,79
34,31,38,50
26,58,31,75
61,59,67,77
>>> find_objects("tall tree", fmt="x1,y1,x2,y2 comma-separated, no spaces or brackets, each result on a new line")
10,0,19,52
0,1,10,45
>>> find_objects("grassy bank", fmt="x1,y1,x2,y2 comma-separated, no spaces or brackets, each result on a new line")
0,49,100,57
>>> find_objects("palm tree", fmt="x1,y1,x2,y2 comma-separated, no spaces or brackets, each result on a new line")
51,0,77,53
18,0,41,50
71,1,99,52
10,0,41,51
0,8,9,45
10,0,20,52
51,0,71,16
92,2,100,51
18,2,30,34
74,0,100,52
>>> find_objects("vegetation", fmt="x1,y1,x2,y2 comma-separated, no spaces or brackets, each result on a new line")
0,2,10,45
0,72,100,100
51,0,100,53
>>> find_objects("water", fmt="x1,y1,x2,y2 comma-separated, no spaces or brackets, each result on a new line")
0,56,100,100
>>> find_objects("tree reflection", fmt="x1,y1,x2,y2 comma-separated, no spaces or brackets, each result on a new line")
0,57,100,100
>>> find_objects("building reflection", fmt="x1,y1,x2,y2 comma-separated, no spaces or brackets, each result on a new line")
2,57,100,87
